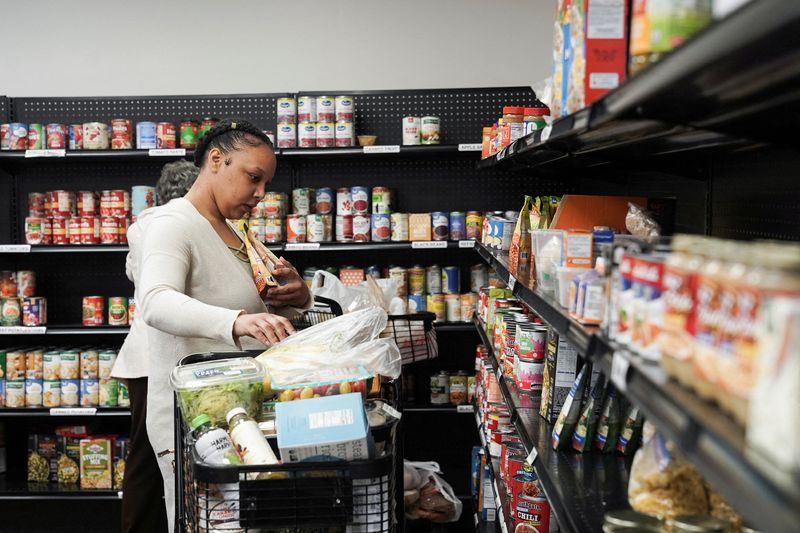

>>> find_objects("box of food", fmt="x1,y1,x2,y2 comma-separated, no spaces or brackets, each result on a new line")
409,213,432,241
540,329,582,424
79,438,112,489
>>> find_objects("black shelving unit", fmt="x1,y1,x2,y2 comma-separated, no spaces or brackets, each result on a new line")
0,476,122,501
0,408,130,418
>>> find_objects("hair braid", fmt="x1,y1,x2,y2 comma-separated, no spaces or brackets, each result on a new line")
193,118,274,168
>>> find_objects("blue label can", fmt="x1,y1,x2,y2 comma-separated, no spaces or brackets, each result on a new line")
131,185,156,217
366,265,382,279
135,121,157,149
449,211,466,241
408,293,426,313
371,213,391,242
442,266,461,294
80,378,99,407
432,212,449,241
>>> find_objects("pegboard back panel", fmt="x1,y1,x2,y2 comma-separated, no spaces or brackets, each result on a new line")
0,96,8,122
10,93,290,133
0,170,13,244
296,87,537,145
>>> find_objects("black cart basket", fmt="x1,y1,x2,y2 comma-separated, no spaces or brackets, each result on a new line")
175,351,400,533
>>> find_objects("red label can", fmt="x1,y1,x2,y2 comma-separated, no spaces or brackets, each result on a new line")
51,217,68,245
0,123,9,150
352,214,371,242
513,494,550,532
128,298,136,322
286,214,306,243
102,190,129,217
46,124,67,149
42,218,52,245
51,190,74,218
24,217,45,245
77,191,97,216
69,124,83,149
156,122,177,149
336,214,353,242
82,296,105,326
118,217,130,244
68,217,81,244
101,217,119,244
28,193,45,217
111,119,133,149
80,217,100,245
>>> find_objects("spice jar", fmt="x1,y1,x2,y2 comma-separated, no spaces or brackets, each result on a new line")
502,106,525,143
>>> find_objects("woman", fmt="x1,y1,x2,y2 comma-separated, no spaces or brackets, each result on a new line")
137,120,312,531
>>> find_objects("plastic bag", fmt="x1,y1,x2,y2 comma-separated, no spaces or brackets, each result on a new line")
256,307,402,392
628,422,708,521
625,202,661,239
403,461,463,523
310,269,399,313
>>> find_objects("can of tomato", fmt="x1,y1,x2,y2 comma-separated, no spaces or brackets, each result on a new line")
77,191,98,216
108,297,128,326
297,96,317,123
315,187,333,214
68,217,81,244
353,214,371,242
315,122,335,148
52,190,75,217
135,122,156,149
249,217,266,242
391,213,409,242
27,124,44,150
102,190,129,217
131,186,156,216
101,217,119,244
264,217,283,243
80,216,100,245
298,122,316,148
69,124,83,149
156,122,176,149
83,122,110,149
82,296,105,326
336,188,353,214
351,187,370,214
24,217,45,245
286,214,306,243
371,214,390,242
336,214,353,242
111,118,133,149
0,123,9,150
51,217,68,245
179,119,199,149
45,124,67,149
316,96,335,122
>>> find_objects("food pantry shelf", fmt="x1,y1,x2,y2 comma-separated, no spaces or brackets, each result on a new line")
0,476,122,500
1,242,474,254
0,408,130,418
0,325,131,335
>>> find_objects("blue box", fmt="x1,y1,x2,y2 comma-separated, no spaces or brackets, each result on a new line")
276,393,373,463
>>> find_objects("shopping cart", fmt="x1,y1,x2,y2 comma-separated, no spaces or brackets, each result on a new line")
382,312,438,365
174,351,401,533
290,295,343,330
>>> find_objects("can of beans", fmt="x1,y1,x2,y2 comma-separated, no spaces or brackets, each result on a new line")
128,298,136,322
306,214,326,243
442,266,461,294
336,214,353,242
52,190,75,217
51,217,68,245
45,124,67,149
466,211,483,239
77,191,97,216
371,187,391,214
156,122,177,149
426,265,442,294
68,217,81,244
450,211,466,240
432,212,450,241
336,188,353,214
297,96,317,123
0,123,10,150
80,216,100,245
80,349,99,380
131,186,156,216
22,297,45,326
421,116,441,145
111,118,133,149
277,123,296,148
108,297,128,326
69,124,83,149
136,122,157,149
315,122,335,148
292,188,314,215
9,123,28,150
82,296,104,326
353,214,371,242
101,217,119,244
371,214,391,242
0,298,22,326
43,380,60,407
179,119,199,149
335,121,354,147
402,117,420,146
263,192,285,218
351,187,370,214
316,96,335,122
391,213,409,242
298,122,316,148
199,117,218,139
286,214,306,243
334,96,354,122
27,124,44,150
264,217,283,243
277,97,297,123
24,217,45,245
83,122,110,149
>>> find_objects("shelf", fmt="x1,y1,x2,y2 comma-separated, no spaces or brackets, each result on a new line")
0,149,192,162
0,476,122,500
474,243,800,532
402,404,475,414
0,407,130,417
0,325,131,335
433,322,476,332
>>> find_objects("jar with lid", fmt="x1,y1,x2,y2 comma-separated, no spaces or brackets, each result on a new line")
671,515,730,533
602,509,664,533
524,105,550,135
502,106,525,143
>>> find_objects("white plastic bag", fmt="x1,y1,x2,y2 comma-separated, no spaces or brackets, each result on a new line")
310,270,399,313
403,460,463,523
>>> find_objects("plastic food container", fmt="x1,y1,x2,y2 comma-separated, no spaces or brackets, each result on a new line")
556,266,591,308
533,229,565,295
170,356,265,429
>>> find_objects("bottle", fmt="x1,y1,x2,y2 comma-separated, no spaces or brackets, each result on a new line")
226,407,280,468
190,414,240,527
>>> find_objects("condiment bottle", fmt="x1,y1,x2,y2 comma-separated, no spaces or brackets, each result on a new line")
192,414,241,466
226,407,280,469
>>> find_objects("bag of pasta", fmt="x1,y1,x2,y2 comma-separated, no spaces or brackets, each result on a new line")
628,422,708,521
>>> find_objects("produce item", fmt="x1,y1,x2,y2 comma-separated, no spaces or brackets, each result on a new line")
571,374,606,453
551,365,589,450
594,384,621,453
80,438,112,489
57,453,79,484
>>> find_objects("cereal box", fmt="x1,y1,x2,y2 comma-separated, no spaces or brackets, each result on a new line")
80,438,112,489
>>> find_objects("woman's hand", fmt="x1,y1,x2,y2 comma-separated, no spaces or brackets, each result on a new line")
266,257,311,308
233,312,295,345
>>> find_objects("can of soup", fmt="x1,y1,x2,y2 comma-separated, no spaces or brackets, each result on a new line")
43,351,60,380
99,378,119,407
315,187,333,214
306,214,326,243
80,379,99,407
43,380,61,407
136,122,157,149
60,379,79,407
99,351,117,380
286,214,306,243
421,116,440,145
80,349,99,380
108,297,128,326
25,350,43,380
59,351,79,380
6,381,25,408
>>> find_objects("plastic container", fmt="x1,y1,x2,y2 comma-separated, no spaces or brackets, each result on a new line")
533,229,565,295
556,266,591,308
170,357,265,429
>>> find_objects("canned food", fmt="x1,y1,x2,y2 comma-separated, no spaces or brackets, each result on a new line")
306,214,326,243
427,293,446,322
43,352,60,380
52,190,75,217
83,122,110,149
292,188,313,215
335,121,354,147
336,188,353,214
77,191,97,216
27,124,44,150
24,217,45,245
43,380,61,407
449,372,468,405
136,121,157,149
111,118,133,149
6,381,25,408
80,379,99,407
128,298,136,322
101,217,119,244
407,293,426,313
179,119,199,149
263,192,285,218
79,216,99,245
371,187,391,214
9,123,28,150
99,378,119,407
335,96,354,122
450,211,466,241
69,217,81,244
402,117,420,146
277,97,297,123
442,266,460,294
98,351,117,380
156,122,177,149
297,96,317,123
6,350,25,380
59,351,79,380
131,185,156,216
514,494,550,532
264,217,283,243
16,271,35,297
22,297,46,326
430,371,449,405
60,379,80,407
460,293,478,322
316,96,335,122
371,214,391,242
445,294,460,322
298,122,316,148
80,349,99,379
82,296,105,326
0,123,9,150
0,298,21,326
286,214,306,243
315,122,335,148
118,217,130,245
25,350,43,380
249,217,266,242
69,124,84,149
315,187,333,214
432,212,449,241
28,192,45,216
407,266,425,294
41,218,52,245
118,381,130,407
103,189,130,217
389,267,408,297
51,217,68,245
335,214,353,242
277,123,296,148
108,296,128,326
0,271,17,297
46,123,67,149
421,116,441,145
353,214,371,242
351,187,370,214
199,117,218,139
391,213,409,242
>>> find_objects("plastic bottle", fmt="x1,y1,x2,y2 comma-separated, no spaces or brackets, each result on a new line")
191,414,241,527
226,407,280,469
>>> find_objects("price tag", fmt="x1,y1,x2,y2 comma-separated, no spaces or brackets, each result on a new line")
611,351,631,392
411,241,447,249
25,149,65,158
117,491,124,499
540,125,553,142
50,407,97,416
0,326,46,335
526,447,538,466
285,242,320,251
508,275,517,292
148,148,187,157
457,405,474,414
363,145,400,154
380,403,402,420
458,240,475,249
0,244,31,253
458,143,482,152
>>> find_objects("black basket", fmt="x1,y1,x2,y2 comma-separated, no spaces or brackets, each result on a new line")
290,295,343,330
382,312,439,365
175,351,398,533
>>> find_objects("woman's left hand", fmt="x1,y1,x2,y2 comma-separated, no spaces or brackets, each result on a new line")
265,257,311,308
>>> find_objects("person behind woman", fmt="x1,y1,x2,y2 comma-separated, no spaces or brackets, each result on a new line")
111,160,198,533
137,119,311,531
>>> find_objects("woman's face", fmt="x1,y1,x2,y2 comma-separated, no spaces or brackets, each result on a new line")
207,141,276,219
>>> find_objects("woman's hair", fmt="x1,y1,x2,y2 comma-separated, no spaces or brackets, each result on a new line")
193,118,274,168
156,160,199,205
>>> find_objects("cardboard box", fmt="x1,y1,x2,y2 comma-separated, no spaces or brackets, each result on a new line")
409,213,432,241
551,195,647,233
79,438,112,489
540,329,582,424
276,393,372,462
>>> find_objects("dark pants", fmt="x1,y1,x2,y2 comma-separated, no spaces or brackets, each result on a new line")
121,377,168,533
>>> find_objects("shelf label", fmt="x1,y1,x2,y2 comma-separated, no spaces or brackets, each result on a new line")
411,241,447,249
148,148,186,157
117,491,123,499
458,143,482,152
540,125,553,142
611,350,631,392
0,244,31,253
50,407,97,416
508,274,517,292
363,145,400,154
526,447,538,466
458,240,475,249
25,149,65,158
457,405,474,414
285,242,320,251
0,326,46,334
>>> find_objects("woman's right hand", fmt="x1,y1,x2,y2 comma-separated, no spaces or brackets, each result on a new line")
233,312,295,346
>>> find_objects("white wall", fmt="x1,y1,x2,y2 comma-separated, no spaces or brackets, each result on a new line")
2,0,555,97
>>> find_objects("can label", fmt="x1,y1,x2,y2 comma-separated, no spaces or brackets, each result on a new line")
408,267,425,294
442,266,460,294
432,212,449,241
22,297,45,326
0,124,10,150
82,296,105,326
297,96,317,123
156,122,176,149
371,214,391,242
25,217,45,245
450,212,466,241
371,187,391,214
99,379,119,407
286,215,306,243
514,494,550,531
108,297,128,326
180,120,198,148
83,122,109,149
335,96,354,122
351,187,370,214
277,123,296,148
80,379,99,407
60,379,80,406
43,380,61,407
101,217,119,244
277,97,297,123
69,217,82,244
298,122,316,148
426,266,442,294
316,96,335,122
80,350,99,380
315,122,335,148
352,214,371,242
136,122,157,149
27,124,43,150
263,192,285,218
430,373,449,404
131,186,156,217
421,116,441,145
334,121,354,147
46,124,66,149
1,298,22,326
402,117,420,146
446,295,461,322
77,191,97,216
69,124,84,149
292,188,313,215
391,213,409,242
111,119,133,149
306,215,326,243
336,215,353,242
336,188,353,214
264,217,283,243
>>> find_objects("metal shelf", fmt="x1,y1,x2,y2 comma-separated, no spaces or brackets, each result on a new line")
0,149,193,162
0,476,122,500
0,408,130,418
0,242,475,254
433,322,476,332
0,325,130,335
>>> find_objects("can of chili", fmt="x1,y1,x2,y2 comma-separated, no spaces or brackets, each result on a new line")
82,296,105,326
156,122,176,149
111,119,133,149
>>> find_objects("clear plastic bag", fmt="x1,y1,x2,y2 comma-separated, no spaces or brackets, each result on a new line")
625,202,661,239
310,269,398,313
403,461,463,523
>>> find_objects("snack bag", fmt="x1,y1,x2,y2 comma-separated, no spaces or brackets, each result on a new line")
508,195,532,276
237,219,278,294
